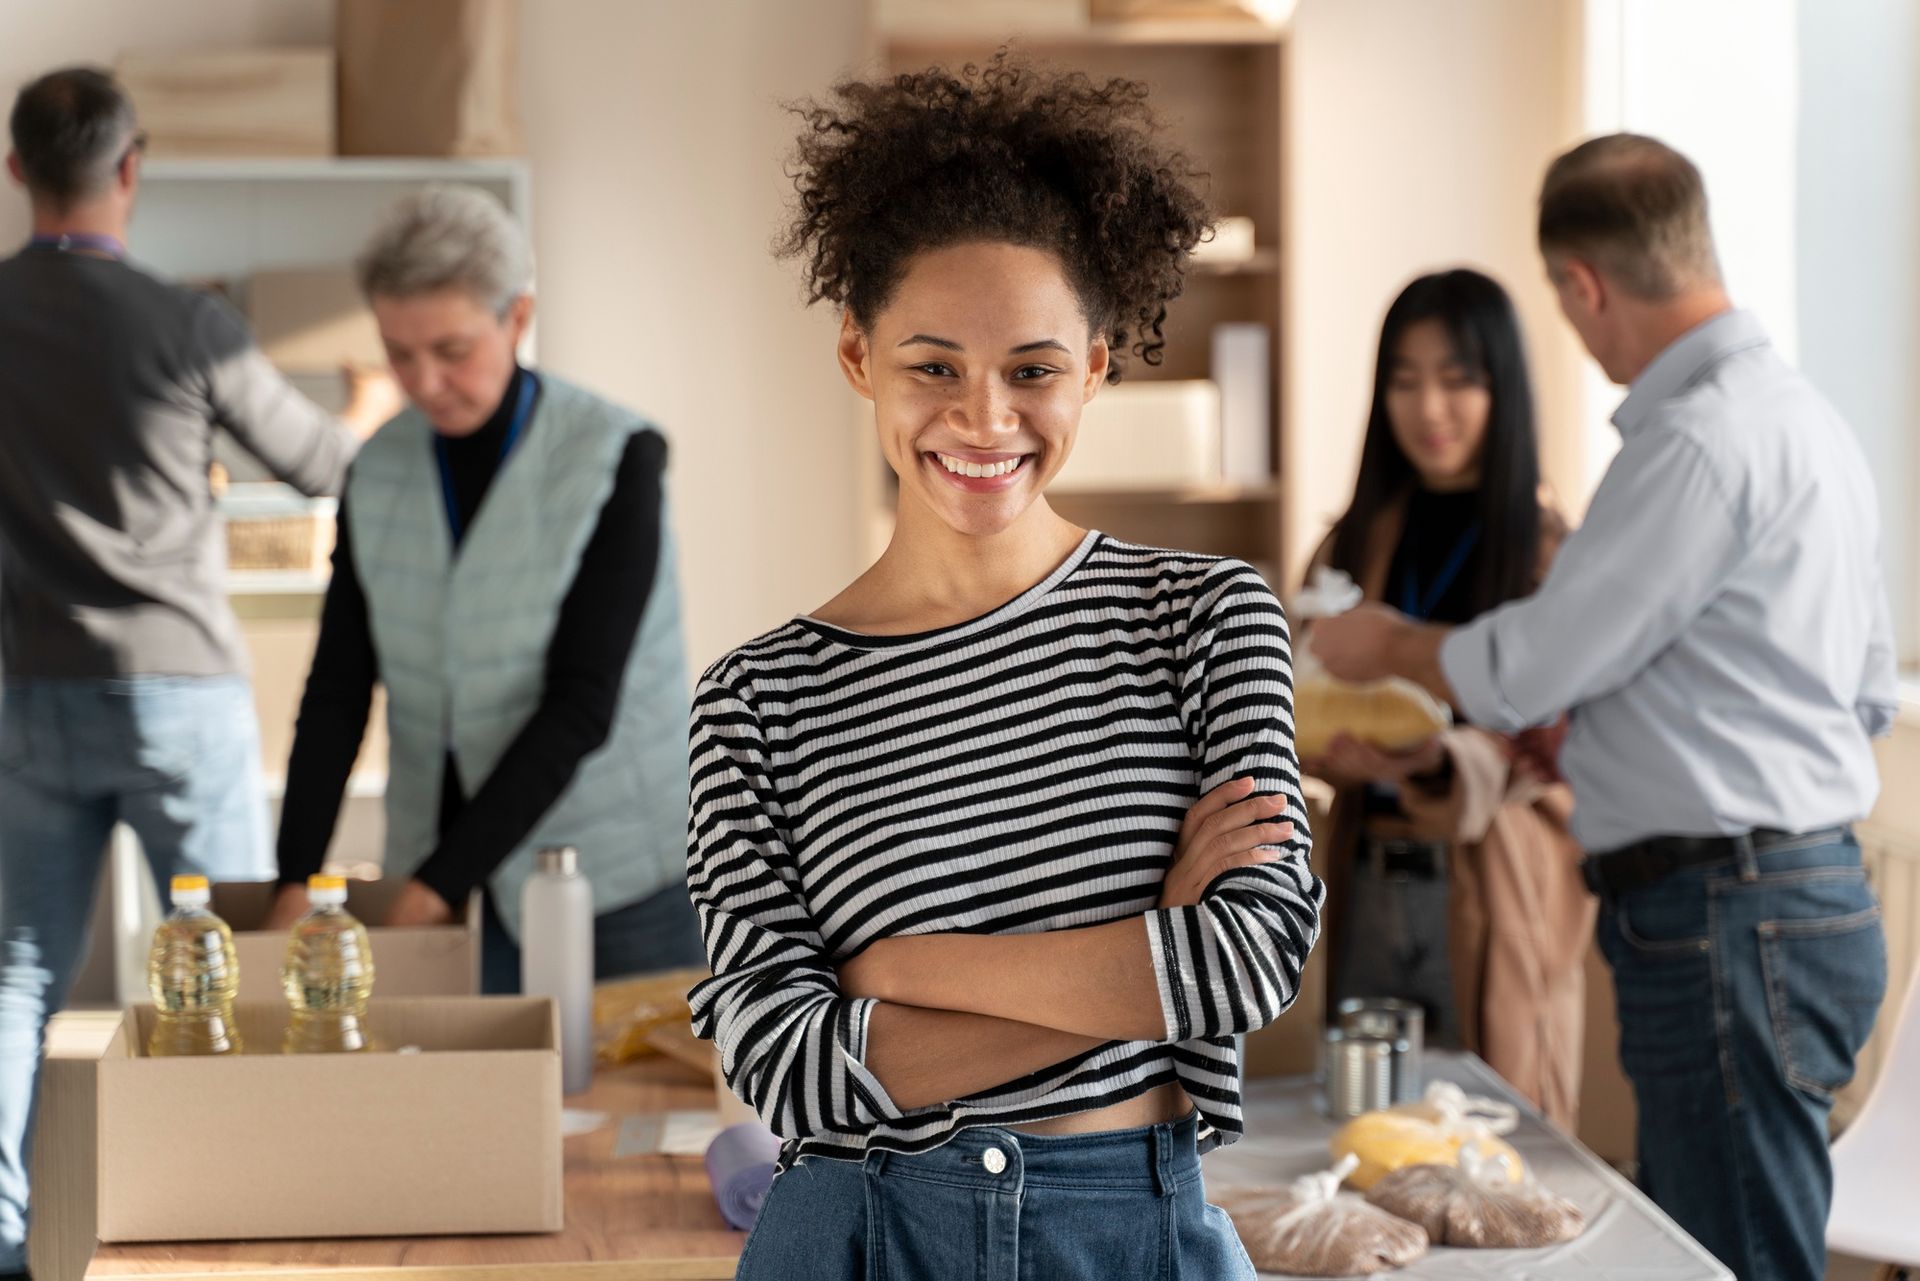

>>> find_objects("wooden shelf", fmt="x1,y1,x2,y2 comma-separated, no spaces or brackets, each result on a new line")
883,21,1286,54
1048,482,1279,505
1191,248,1280,276
142,156,529,183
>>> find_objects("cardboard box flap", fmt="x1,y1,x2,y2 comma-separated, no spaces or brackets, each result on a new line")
119,997,555,1058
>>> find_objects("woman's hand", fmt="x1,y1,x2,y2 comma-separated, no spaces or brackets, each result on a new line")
1159,777,1295,909
384,879,456,927
1313,732,1446,788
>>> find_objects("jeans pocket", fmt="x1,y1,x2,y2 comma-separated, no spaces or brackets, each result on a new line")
1759,904,1887,1099
1612,884,1711,956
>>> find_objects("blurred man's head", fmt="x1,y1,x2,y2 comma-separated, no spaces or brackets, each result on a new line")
6,66,143,219
1537,133,1728,384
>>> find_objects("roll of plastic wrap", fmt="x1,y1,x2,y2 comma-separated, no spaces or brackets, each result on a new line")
704,1122,781,1230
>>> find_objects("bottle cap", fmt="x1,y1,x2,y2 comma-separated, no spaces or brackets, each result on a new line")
307,873,349,908
170,874,210,909
537,847,579,876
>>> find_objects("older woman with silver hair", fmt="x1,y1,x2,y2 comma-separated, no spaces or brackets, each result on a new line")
267,185,702,991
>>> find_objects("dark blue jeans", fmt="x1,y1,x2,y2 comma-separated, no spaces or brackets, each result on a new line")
734,1112,1253,1281
1596,830,1886,1281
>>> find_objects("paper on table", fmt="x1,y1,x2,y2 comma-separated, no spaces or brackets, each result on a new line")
614,1110,722,1157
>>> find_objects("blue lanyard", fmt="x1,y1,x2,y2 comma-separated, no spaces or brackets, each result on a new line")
28,232,126,258
435,372,537,548
1397,521,1481,620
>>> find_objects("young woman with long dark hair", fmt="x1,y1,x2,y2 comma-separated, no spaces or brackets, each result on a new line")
1305,268,1593,1127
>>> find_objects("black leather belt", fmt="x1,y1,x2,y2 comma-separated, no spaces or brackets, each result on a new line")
1361,837,1449,880
1581,826,1850,897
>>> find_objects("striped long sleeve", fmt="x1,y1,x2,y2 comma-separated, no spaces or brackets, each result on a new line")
1145,565,1323,1042
685,678,906,1137
682,534,1323,1163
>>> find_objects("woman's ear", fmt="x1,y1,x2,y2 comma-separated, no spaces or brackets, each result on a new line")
837,311,875,402
1083,335,1111,400
505,293,536,348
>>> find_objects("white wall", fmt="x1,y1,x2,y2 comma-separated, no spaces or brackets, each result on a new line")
1283,0,1588,580
519,1,867,672
1796,0,1918,668
1575,0,1801,495
0,0,869,675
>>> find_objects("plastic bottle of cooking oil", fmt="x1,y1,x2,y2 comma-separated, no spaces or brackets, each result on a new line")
146,874,243,1057
281,873,375,1053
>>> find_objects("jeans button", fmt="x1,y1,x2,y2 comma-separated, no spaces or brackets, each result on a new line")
982,1146,1007,1175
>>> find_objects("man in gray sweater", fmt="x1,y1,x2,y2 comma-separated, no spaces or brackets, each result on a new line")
0,67,384,1277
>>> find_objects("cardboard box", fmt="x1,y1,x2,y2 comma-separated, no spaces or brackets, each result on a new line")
1052,379,1223,492
248,269,387,374
117,49,335,158
211,880,481,1003
97,997,562,1241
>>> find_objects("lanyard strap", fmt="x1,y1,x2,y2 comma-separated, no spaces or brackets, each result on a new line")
435,371,537,548
28,232,126,259
1397,521,1481,620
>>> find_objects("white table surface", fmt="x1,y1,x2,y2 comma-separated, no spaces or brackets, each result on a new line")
1204,1052,1734,1279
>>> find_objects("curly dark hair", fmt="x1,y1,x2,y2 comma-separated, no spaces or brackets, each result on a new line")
778,52,1213,383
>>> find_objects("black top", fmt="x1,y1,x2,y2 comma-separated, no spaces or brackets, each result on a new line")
1363,486,1483,818
275,369,667,910
1382,486,1484,626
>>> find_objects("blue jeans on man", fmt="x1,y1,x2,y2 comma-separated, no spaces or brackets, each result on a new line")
0,677,270,1273
1597,830,1886,1281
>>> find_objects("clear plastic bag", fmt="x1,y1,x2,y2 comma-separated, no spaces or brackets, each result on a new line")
1216,1155,1430,1276
1331,1082,1525,1191
1365,1145,1586,1248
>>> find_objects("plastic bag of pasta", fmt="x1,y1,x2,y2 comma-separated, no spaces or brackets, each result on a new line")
1331,1081,1526,1190
1366,1146,1586,1248
1216,1155,1429,1277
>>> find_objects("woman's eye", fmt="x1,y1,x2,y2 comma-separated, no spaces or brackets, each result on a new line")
913,363,955,377
1013,366,1058,381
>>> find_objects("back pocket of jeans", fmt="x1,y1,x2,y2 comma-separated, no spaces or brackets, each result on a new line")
1758,905,1887,1099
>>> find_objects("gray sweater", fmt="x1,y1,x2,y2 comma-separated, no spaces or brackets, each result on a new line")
0,246,357,678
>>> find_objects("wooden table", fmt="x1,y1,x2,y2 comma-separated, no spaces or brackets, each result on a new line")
33,1012,746,1281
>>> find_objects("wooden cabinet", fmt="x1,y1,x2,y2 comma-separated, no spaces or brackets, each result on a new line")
861,6,1292,579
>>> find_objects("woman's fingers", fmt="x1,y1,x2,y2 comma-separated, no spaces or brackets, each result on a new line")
1192,793,1293,848
1180,776,1255,842
1204,820,1295,859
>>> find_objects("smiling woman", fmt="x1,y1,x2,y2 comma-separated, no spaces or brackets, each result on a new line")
685,53,1323,1281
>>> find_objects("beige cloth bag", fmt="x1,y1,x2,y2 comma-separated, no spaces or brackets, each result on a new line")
337,0,523,156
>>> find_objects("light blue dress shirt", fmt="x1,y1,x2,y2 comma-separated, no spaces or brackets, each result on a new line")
1441,310,1897,852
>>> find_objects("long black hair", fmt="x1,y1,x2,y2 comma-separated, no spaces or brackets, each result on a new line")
1328,269,1542,614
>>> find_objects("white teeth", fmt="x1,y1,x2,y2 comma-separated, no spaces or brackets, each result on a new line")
937,453,1024,479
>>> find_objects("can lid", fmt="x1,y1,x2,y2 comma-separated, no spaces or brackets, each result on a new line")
537,846,579,876
307,873,348,907
170,874,210,907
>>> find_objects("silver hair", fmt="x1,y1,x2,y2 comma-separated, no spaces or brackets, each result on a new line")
355,185,532,314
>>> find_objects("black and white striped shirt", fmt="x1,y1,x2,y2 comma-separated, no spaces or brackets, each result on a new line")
687,533,1322,1165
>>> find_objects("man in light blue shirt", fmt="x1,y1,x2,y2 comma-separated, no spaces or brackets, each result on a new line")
1314,134,1891,1281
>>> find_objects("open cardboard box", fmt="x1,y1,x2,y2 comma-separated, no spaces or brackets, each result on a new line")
212,880,481,1002
97,997,562,1242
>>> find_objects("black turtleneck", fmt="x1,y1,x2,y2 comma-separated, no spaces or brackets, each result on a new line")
276,368,668,912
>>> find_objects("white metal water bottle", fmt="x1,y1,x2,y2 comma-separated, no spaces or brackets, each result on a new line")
522,846,594,1094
